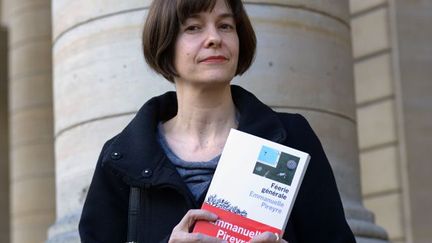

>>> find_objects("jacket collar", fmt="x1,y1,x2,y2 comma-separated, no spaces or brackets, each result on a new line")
102,85,286,186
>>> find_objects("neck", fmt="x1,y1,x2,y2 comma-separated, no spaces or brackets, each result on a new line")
163,83,237,158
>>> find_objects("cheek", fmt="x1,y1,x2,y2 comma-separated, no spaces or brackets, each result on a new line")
231,36,240,56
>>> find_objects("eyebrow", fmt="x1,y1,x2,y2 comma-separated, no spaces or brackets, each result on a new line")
187,12,234,20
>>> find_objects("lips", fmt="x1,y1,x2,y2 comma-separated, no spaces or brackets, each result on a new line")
200,55,228,63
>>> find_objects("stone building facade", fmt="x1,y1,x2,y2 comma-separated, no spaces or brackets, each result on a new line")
0,1,430,243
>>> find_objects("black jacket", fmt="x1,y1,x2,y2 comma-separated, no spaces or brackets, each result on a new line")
79,85,356,243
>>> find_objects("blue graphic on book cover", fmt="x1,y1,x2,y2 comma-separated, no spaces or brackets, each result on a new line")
254,146,300,186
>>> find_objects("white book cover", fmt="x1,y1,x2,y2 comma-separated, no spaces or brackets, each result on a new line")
193,129,310,242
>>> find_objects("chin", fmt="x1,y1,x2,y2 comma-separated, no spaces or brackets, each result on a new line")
199,76,234,85
201,70,236,83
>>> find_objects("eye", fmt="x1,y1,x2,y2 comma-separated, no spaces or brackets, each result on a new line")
184,25,201,33
219,23,235,31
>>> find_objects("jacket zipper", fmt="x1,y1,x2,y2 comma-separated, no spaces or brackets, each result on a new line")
142,184,151,243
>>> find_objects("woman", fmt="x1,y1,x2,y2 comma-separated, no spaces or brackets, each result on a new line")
79,0,356,242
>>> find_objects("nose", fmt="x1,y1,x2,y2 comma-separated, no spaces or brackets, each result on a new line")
204,26,222,48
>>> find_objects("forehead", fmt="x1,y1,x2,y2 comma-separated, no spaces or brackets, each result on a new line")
177,0,233,22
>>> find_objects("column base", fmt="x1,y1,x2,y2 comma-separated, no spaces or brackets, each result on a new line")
356,237,390,243
46,212,80,243
345,203,389,242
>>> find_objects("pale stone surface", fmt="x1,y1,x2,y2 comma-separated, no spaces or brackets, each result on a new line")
7,3,50,45
351,7,390,58
52,0,151,40
356,237,391,243
0,0,3,23
10,143,54,181
9,40,52,81
11,177,55,215
357,100,397,149
364,193,404,240
394,0,432,242
12,212,55,243
9,74,52,111
53,9,173,134
235,4,356,120
349,0,387,14
1,0,9,25
9,107,53,147
55,115,133,218
354,53,393,104
6,1,55,243
51,0,350,41
47,115,133,242
245,0,350,23
360,145,399,196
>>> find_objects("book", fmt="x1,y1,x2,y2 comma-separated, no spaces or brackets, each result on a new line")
193,129,310,242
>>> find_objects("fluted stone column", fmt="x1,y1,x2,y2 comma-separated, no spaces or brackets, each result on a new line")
48,1,172,242
234,1,388,242
48,0,388,242
4,0,55,242
0,21,11,243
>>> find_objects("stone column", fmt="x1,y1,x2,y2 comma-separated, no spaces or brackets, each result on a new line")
0,20,10,243
48,1,172,242
392,1,432,242
234,1,388,242
3,0,55,242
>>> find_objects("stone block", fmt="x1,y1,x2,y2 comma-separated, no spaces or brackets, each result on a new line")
245,0,350,23
10,40,52,80
10,143,54,181
351,7,390,58
53,10,173,134
11,176,55,215
357,99,397,149
360,145,399,196
9,73,52,112
52,0,151,40
11,211,54,243
2,0,47,25
7,4,51,46
9,106,53,147
55,115,133,218
364,193,404,240
354,53,393,104
349,0,387,14
234,3,356,120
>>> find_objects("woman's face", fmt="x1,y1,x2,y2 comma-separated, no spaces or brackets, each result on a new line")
173,0,239,85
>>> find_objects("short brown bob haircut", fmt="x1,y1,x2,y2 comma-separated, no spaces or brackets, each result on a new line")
143,0,256,82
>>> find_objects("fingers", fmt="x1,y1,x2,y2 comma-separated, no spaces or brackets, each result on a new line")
169,209,221,243
250,232,288,243
174,209,218,232
170,232,227,243
189,233,227,243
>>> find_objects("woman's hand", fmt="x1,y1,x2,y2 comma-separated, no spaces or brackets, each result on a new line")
249,232,288,243
168,209,226,243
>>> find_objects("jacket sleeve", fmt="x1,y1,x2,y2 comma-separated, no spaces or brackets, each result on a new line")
79,139,129,243
282,114,356,243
